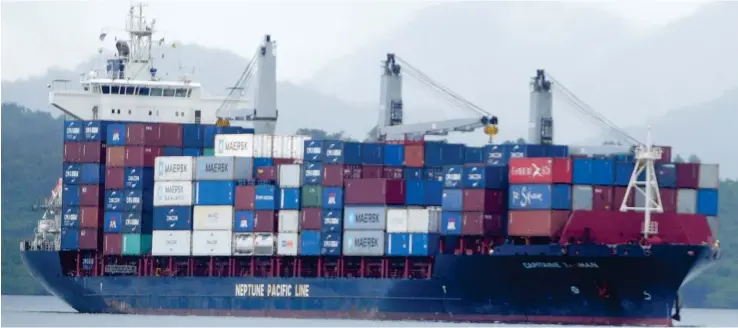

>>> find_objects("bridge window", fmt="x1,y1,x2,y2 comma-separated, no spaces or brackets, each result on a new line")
188,89,192,97
148,110,152,116
110,86,121,94
151,88,163,97
101,85,110,94
138,87,150,96
163,88,175,97
175,88,188,97
125,86,135,95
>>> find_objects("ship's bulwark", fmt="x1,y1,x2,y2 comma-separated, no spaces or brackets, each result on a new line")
21,245,715,326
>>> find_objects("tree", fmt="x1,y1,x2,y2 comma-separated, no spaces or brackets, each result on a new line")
674,154,685,163
688,154,702,163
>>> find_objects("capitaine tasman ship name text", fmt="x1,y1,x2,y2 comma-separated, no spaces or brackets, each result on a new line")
522,262,600,269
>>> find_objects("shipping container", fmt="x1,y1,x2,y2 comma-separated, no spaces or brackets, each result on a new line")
343,164,362,180
277,233,299,255
422,142,443,167
387,233,440,256
572,185,593,211
63,164,82,185
162,147,183,157
277,164,301,188
361,165,383,179
232,233,255,256
103,212,123,233
79,206,103,228
234,210,255,233
463,212,503,236
635,188,678,213
124,167,153,189
386,208,409,233
279,188,300,210
698,164,720,189
254,233,276,256
443,165,464,189
254,211,278,233
124,146,162,167
404,144,424,167
106,123,127,146
321,164,344,187
361,143,384,165
278,210,300,233
81,142,106,163
509,184,572,210
321,232,342,256
254,157,273,170
193,205,234,230
674,189,696,214
83,121,107,142
592,186,614,211
344,179,405,205
655,164,677,188
192,230,232,256
61,206,80,228
405,180,425,206
121,211,153,234
676,163,700,189
322,187,344,209
383,144,404,166
507,210,570,237
153,206,192,230
61,228,80,250
78,227,100,250
103,233,123,255
158,123,183,147
508,144,547,159
194,156,253,181
253,134,273,158
126,123,159,146
613,187,634,210
656,145,672,163
123,189,153,212
235,185,255,210
464,147,484,164
462,165,508,189
322,140,362,165
194,181,235,205
300,208,322,231
183,148,202,157
153,181,194,206
382,167,403,180
62,185,80,206
105,167,125,189
462,189,506,213
342,230,385,256
441,143,465,166
344,206,387,230
122,234,152,255
301,185,322,208
63,143,83,163
79,185,102,207
155,156,195,181
615,161,648,186
203,148,215,156
151,231,191,256
214,134,254,157
322,209,343,233
509,158,572,184
442,189,463,211
202,125,217,148
254,185,279,210
80,163,105,185
256,166,276,181
696,189,718,216
408,208,441,233
64,121,84,142
572,158,615,185
299,231,321,256
302,162,323,185
182,124,204,148
424,167,444,183
106,146,125,167
483,144,510,165
303,140,323,162
386,233,410,256
425,181,444,206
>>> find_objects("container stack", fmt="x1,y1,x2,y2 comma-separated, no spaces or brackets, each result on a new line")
61,121,106,251
151,156,195,256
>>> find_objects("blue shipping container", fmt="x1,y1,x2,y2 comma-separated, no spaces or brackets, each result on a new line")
424,142,444,167
254,185,279,210
61,206,80,228
443,165,464,189
64,121,84,142
182,124,204,148
322,187,344,209
656,164,677,188
424,167,444,183
462,165,508,189
194,181,235,205
84,121,108,142
697,189,719,216
202,125,218,148
322,210,342,233
425,180,443,206
162,147,183,156
404,168,423,180
509,184,572,210
465,147,484,164
409,233,439,256
234,210,255,232
483,144,511,165
303,140,323,162
320,232,342,256
509,144,548,159
62,185,80,206
63,164,82,184
386,233,410,256
361,143,384,165
572,158,615,186
106,123,127,146
383,144,404,166
280,188,300,210
547,145,569,158
104,212,123,233
442,189,463,211
105,190,124,211
322,140,362,165
254,157,274,169
405,180,424,206
300,231,322,256
441,212,463,235
61,228,80,250
124,189,153,212
182,148,202,157
302,162,323,185
125,167,154,189
81,163,105,185
122,211,153,234
152,206,192,230
442,143,465,166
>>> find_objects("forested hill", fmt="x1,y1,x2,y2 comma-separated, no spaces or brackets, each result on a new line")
1,103,737,308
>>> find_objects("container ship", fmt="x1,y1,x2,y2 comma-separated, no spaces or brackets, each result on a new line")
21,4,721,326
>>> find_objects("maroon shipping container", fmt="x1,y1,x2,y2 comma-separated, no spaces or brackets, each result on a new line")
462,212,504,236
462,189,506,213
656,145,672,163
382,167,403,179
254,210,278,232
106,147,126,167
343,165,362,180
592,186,614,211
344,179,406,205
80,142,105,163
300,208,322,230
256,166,277,181
404,144,424,168
79,185,102,207
79,207,103,228
124,146,162,167
103,233,123,255
78,228,100,250
322,164,344,187
660,188,678,213
158,123,183,147
63,143,83,163
105,167,125,189
235,185,256,210
273,158,298,166
507,210,570,237
612,187,634,210
361,165,383,179
126,123,161,146
676,163,700,189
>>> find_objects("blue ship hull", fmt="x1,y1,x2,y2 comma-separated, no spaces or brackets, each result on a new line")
21,245,716,326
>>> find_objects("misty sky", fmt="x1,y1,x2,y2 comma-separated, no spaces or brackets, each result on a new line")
1,0,704,84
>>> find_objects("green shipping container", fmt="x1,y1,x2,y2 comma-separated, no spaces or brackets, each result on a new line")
122,234,152,255
301,185,322,208
203,148,215,156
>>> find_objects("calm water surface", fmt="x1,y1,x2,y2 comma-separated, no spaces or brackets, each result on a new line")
2,295,736,327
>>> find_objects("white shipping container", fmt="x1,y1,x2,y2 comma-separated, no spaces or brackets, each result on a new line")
215,134,254,157
277,233,299,256
386,208,409,233
253,134,274,158
676,189,697,214
232,233,255,256
407,207,441,233
272,135,291,159
193,205,234,231
153,181,194,206
698,164,720,189
192,230,232,256
254,233,276,256
151,230,191,256
278,210,300,233
278,164,302,188
155,156,195,181
291,136,311,160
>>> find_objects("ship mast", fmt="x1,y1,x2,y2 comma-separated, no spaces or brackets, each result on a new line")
118,2,157,80
619,126,663,239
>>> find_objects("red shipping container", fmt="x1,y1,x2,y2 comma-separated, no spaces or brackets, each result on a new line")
462,212,504,236
322,164,344,187
63,143,83,163
254,210,278,232
382,167,403,179
592,186,614,211
103,233,123,255
508,210,570,237
612,187,634,210
158,123,183,147
344,179,406,205
79,185,102,207
106,147,126,167
300,208,322,230
508,157,572,184
659,188,678,213
404,144,424,167
343,165,362,180
273,158,298,166
235,186,256,210
78,228,100,250
462,189,506,213
676,163,700,189
124,146,162,167
656,145,672,163
80,142,106,163
79,207,103,228
105,167,125,189
126,123,161,146
361,165,383,179
256,166,277,181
